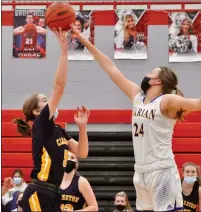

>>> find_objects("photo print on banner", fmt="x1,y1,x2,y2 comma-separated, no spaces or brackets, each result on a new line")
169,11,201,62
114,9,148,60
13,9,47,59
67,10,94,60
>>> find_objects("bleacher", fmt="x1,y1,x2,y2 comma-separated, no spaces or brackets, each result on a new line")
2,110,201,212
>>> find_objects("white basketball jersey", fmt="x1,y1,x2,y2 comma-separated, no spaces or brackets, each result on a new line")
132,92,176,173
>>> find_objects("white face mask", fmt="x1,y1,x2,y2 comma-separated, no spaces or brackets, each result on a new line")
13,177,22,185
53,108,59,120
184,176,197,184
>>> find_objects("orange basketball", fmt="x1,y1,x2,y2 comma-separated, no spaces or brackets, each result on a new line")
24,23,36,38
45,2,76,32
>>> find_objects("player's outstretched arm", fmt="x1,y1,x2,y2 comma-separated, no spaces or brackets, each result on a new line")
48,28,68,119
70,24,141,101
163,94,201,114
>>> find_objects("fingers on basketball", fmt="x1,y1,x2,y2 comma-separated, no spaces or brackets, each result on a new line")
53,27,59,37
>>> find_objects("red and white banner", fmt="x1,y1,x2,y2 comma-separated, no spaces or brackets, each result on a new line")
114,9,148,60
169,11,201,62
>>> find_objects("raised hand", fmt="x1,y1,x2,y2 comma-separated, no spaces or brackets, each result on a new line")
70,23,81,39
53,27,68,53
3,177,14,189
74,106,90,128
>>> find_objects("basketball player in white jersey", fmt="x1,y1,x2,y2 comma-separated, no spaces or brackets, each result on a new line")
70,24,201,211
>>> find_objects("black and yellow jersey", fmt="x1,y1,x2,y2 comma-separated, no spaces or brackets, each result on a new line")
182,180,199,212
60,175,86,211
30,104,71,186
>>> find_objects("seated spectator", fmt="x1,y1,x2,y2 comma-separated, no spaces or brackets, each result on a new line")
12,192,24,212
182,162,201,212
2,169,27,208
114,191,133,212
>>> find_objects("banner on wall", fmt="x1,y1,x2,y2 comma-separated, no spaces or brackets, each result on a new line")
114,9,147,60
67,10,94,60
169,11,201,62
13,9,46,59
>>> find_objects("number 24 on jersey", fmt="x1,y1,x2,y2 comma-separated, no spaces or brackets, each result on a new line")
133,123,144,137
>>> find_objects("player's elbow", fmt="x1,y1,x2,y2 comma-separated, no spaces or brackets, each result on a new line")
88,204,98,212
92,205,99,212
78,151,88,159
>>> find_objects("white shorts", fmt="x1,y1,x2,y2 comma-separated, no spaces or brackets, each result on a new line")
133,166,184,211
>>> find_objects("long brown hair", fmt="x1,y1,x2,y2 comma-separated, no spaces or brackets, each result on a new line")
12,93,39,137
158,66,185,121
115,191,133,211
182,162,201,185
123,14,137,43
178,18,194,36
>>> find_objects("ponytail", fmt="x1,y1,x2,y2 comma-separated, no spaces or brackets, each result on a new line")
12,118,32,137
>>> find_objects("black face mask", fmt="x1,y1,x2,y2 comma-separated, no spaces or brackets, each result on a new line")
141,76,151,94
115,205,126,211
65,160,76,173
18,200,23,208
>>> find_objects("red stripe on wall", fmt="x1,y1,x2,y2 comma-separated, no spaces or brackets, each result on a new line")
2,110,201,123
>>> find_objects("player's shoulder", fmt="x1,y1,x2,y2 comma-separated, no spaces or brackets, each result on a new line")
133,91,144,101
161,93,183,103
78,176,88,184
78,176,90,193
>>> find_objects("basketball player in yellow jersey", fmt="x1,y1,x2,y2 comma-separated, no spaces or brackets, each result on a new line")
70,24,201,211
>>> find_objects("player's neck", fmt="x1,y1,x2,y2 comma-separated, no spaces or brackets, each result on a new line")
182,180,194,189
144,88,163,104
62,170,75,182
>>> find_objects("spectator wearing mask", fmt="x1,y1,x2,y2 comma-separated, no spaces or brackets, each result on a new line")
2,169,27,207
113,191,133,212
182,162,201,211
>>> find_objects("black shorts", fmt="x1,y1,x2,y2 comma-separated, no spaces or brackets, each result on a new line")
22,180,61,212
